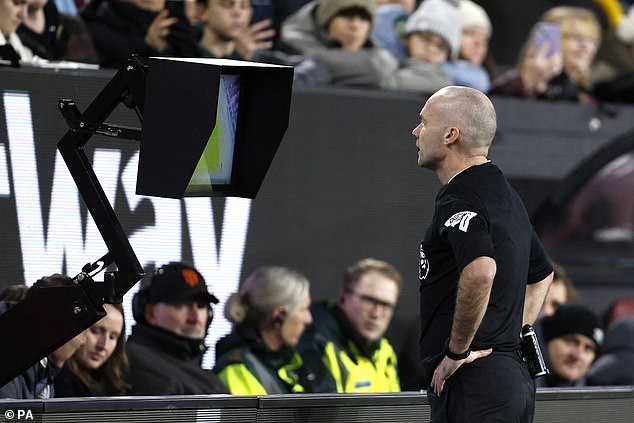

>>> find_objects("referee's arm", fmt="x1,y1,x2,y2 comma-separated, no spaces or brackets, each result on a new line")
523,272,554,325
430,256,496,395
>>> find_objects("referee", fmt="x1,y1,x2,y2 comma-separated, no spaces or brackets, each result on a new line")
411,86,554,422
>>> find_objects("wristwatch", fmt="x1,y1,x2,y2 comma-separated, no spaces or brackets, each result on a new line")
444,338,470,361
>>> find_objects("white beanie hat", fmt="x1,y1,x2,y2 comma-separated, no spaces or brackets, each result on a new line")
405,0,461,58
459,0,492,35
616,5,634,43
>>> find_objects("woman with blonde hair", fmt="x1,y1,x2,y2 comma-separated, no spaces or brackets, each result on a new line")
490,6,602,102
214,266,318,394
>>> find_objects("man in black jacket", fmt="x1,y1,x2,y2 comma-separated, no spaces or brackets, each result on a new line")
127,262,229,395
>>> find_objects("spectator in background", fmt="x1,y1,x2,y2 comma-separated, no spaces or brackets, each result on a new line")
298,258,402,392
126,262,229,395
0,284,29,302
442,0,493,92
18,0,98,63
214,266,318,394
0,0,38,63
401,0,457,89
602,297,634,328
55,0,77,15
0,274,87,399
536,303,603,388
195,0,274,60
371,0,416,58
586,316,634,386
591,3,634,103
81,0,198,69
195,0,330,86
54,303,130,396
490,6,602,103
539,262,580,317
279,0,452,93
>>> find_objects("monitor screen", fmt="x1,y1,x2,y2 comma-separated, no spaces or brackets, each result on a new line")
186,74,240,195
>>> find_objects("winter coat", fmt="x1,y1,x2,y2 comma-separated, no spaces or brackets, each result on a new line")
279,1,452,93
214,324,319,394
586,317,634,386
126,323,229,395
297,300,400,393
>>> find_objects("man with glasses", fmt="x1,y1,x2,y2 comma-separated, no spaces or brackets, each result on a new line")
297,258,402,392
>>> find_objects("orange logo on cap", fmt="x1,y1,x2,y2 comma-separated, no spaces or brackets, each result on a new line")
181,269,200,288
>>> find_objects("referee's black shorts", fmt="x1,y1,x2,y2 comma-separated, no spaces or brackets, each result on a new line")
427,351,536,423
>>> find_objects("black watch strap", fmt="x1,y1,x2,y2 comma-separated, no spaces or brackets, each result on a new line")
444,338,470,361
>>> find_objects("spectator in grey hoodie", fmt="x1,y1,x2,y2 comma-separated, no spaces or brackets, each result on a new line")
279,0,452,93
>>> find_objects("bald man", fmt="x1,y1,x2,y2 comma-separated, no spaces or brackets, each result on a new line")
412,86,554,422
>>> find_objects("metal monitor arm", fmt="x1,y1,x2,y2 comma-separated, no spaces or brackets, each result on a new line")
0,58,147,386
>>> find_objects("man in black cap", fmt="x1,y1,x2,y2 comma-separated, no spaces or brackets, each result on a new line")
127,262,229,395
537,303,604,388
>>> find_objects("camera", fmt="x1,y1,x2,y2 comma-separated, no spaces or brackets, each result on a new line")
521,324,549,378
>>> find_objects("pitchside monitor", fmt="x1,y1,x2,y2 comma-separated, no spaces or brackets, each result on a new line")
137,57,294,199
186,73,240,195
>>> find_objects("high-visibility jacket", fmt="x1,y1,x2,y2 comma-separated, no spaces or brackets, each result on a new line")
216,349,305,395
214,325,318,395
298,301,401,393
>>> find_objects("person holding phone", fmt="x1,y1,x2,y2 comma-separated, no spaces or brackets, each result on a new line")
490,6,601,103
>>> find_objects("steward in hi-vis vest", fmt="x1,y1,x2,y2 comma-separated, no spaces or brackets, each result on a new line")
298,300,400,393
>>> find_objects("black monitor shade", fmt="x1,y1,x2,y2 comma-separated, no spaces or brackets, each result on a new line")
136,58,294,199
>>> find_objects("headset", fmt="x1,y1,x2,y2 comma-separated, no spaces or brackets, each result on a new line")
131,263,215,327
274,309,287,325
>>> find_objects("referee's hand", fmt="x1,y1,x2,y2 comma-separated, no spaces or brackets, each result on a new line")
431,348,493,396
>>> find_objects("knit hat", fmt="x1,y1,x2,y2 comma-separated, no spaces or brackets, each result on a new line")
616,5,634,43
145,262,219,305
404,0,461,58
542,304,604,349
459,0,492,36
316,0,377,27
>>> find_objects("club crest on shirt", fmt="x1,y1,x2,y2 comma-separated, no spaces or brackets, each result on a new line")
419,244,429,280
444,211,477,233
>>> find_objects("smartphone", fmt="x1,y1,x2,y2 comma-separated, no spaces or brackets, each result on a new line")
165,0,189,24
533,22,561,57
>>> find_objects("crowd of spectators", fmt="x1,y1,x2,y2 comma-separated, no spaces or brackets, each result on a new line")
0,258,404,397
2,0,634,101
2,257,632,399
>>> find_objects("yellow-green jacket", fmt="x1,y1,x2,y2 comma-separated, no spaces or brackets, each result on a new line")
297,301,400,393
213,325,315,395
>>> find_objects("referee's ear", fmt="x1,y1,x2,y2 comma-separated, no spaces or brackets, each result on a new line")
444,126,460,146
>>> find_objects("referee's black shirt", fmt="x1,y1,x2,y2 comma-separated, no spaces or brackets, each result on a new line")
418,162,552,387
